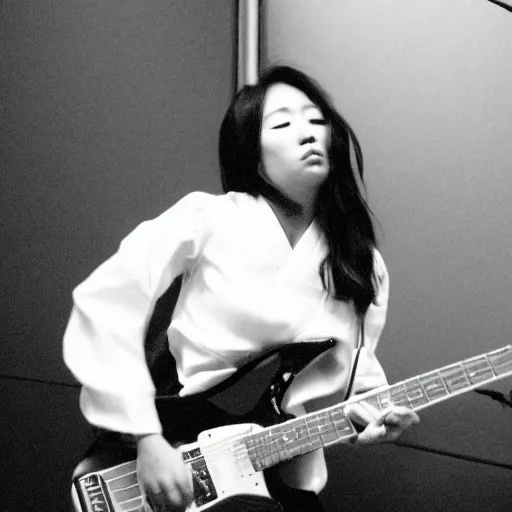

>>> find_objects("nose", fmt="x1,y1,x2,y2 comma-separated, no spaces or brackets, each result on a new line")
298,118,317,145
300,135,316,145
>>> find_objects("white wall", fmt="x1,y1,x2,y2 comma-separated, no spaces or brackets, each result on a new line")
263,0,512,466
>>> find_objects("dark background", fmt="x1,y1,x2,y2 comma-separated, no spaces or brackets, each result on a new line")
1,1,232,509
2,1,511,510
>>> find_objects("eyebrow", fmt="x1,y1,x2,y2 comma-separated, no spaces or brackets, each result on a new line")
263,104,321,122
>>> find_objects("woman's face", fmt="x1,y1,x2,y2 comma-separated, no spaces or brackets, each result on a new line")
260,83,330,200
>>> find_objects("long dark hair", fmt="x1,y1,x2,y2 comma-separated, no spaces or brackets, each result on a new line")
219,66,378,317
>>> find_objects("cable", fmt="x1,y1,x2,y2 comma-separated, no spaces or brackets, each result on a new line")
394,440,512,471
0,373,80,388
487,0,512,14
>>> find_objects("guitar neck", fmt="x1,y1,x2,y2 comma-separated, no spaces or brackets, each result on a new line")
244,345,512,472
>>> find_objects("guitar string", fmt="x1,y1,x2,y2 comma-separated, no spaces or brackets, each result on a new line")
98,362,512,506
201,366,450,462
186,368,468,464
100,354,512,509
198,356,509,467
126,352,508,472
101,352,510,491
191,355,512,466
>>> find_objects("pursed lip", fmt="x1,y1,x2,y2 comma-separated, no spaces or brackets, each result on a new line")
301,148,324,161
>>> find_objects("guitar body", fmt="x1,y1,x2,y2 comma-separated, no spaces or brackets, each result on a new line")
71,341,512,512
71,339,337,512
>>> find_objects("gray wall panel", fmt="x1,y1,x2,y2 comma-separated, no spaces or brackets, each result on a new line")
0,0,235,384
262,0,512,472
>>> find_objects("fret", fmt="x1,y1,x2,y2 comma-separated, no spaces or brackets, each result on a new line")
246,434,262,470
107,471,138,491
260,451,272,469
487,346,512,375
389,383,411,407
439,364,471,393
304,414,323,449
269,425,287,462
403,378,430,409
245,434,256,450
263,439,281,466
101,461,136,482
260,432,274,468
371,384,414,411
119,497,144,511
304,411,326,445
282,427,301,459
318,417,337,445
303,416,322,451
463,356,495,384
247,439,264,471
296,419,314,455
112,483,141,503
418,371,449,401
376,389,392,410
362,394,381,410
100,462,144,511
331,407,355,437
261,426,280,465
305,410,351,445
358,378,432,413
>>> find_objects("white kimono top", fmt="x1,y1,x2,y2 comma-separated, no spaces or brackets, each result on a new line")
63,191,389,492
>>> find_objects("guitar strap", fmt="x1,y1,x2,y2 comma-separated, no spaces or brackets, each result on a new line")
144,274,184,396
342,315,365,401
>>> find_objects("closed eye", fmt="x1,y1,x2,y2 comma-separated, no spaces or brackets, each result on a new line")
272,122,290,129
310,119,327,125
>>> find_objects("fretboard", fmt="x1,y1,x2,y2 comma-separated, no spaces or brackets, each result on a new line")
243,345,512,472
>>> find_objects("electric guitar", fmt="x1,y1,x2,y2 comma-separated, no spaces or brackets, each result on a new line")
71,341,512,512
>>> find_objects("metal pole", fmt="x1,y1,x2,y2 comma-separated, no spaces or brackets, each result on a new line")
237,0,260,89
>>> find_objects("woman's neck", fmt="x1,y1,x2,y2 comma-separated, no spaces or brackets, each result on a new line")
266,199,315,249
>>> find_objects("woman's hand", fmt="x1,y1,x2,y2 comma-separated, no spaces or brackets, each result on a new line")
345,401,419,445
137,434,194,511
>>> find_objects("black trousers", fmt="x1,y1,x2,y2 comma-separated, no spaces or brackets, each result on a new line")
266,475,326,512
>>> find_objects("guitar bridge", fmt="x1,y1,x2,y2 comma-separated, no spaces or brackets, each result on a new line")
75,473,114,512
183,448,218,506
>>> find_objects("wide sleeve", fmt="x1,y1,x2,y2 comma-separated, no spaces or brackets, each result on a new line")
63,192,211,435
350,248,390,395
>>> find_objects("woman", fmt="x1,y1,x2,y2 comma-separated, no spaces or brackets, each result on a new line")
64,66,419,512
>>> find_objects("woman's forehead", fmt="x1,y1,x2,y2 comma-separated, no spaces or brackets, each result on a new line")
262,83,319,117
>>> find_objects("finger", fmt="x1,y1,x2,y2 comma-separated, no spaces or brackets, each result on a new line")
146,487,188,512
345,402,379,428
168,487,188,510
359,400,386,421
354,422,388,445
381,406,420,429
348,404,419,445
146,491,169,512
176,473,195,505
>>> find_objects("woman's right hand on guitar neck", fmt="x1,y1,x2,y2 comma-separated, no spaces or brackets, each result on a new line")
136,433,194,511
